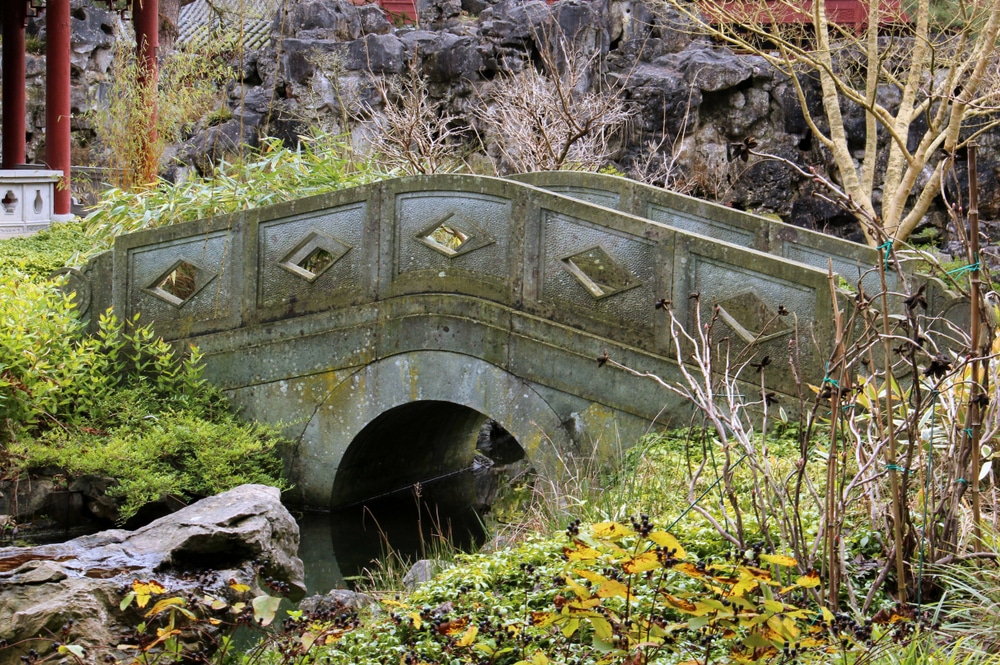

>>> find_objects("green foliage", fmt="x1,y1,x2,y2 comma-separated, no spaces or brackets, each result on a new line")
82,133,378,258
92,38,230,190
0,278,199,441
249,521,922,665
11,400,287,521
0,222,89,279
24,35,45,55
0,272,286,520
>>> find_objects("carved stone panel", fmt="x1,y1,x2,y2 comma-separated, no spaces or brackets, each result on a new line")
257,203,367,311
539,211,656,333
688,254,818,387
783,243,892,295
394,193,510,280
127,230,234,337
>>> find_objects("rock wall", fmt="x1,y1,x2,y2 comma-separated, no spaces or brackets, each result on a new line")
0,0,121,166
173,0,1000,243
9,0,1000,244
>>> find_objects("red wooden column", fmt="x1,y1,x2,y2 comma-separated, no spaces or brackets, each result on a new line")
2,1,28,169
132,0,159,166
46,0,72,216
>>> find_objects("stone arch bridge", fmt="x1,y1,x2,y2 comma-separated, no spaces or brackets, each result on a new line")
78,172,903,510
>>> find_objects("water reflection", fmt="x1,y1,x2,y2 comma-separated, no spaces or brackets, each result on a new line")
296,470,487,594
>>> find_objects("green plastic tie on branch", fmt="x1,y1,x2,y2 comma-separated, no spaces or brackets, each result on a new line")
946,255,981,276
964,427,974,438
666,453,748,533
878,240,893,269
885,463,907,473
957,478,969,485
823,376,839,387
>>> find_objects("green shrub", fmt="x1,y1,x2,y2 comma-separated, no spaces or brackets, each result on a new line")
0,222,89,279
83,132,379,257
0,272,287,519
0,275,202,441
12,401,287,521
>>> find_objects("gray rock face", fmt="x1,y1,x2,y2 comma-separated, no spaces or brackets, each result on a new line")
298,588,374,615
0,485,304,665
28,0,1000,241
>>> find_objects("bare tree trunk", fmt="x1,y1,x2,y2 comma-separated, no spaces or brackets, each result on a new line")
158,0,184,53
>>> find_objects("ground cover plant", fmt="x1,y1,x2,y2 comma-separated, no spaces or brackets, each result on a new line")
0,258,286,524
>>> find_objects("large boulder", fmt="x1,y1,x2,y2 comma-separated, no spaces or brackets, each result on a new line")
0,485,304,665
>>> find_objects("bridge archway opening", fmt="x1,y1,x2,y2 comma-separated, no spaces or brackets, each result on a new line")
328,400,525,577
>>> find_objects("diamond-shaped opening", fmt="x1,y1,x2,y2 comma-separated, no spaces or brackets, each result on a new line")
156,261,198,301
298,247,335,276
561,246,637,299
423,224,469,256
415,213,494,259
278,230,351,283
144,259,216,308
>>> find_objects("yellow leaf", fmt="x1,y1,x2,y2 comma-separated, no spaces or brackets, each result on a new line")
623,551,662,574
672,562,705,578
132,579,167,609
647,531,687,559
564,542,601,561
568,598,602,611
561,618,581,638
759,553,797,567
761,599,785,614
795,570,821,588
204,595,228,611
228,580,251,594
438,617,469,636
591,521,633,540
531,611,558,627
408,612,423,629
145,597,185,618
662,593,698,613
574,569,609,585
592,617,613,641
728,571,759,597
596,579,630,599
566,577,593,600
457,624,478,647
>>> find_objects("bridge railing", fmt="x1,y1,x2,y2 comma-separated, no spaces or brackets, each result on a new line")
511,170,896,297
88,174,841,399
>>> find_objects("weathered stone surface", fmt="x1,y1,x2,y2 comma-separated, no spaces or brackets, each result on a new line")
0,485,304,665
347,33,407,74
298,588,374,614
272,0,364,41
403,559,444,589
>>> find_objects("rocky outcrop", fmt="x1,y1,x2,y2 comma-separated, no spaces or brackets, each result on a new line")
4,0,121,166
0,484,304,665
19,0,1000,242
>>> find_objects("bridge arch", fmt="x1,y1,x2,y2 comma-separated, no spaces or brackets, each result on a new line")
289,351,574,509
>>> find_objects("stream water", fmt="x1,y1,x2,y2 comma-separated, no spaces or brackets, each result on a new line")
295,469,489,594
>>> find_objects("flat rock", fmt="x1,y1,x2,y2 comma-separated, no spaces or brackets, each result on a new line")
0,485,304,665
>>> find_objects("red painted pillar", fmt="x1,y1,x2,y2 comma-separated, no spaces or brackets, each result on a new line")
2,1,27,169
132,0,159,170
45,0,72,216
